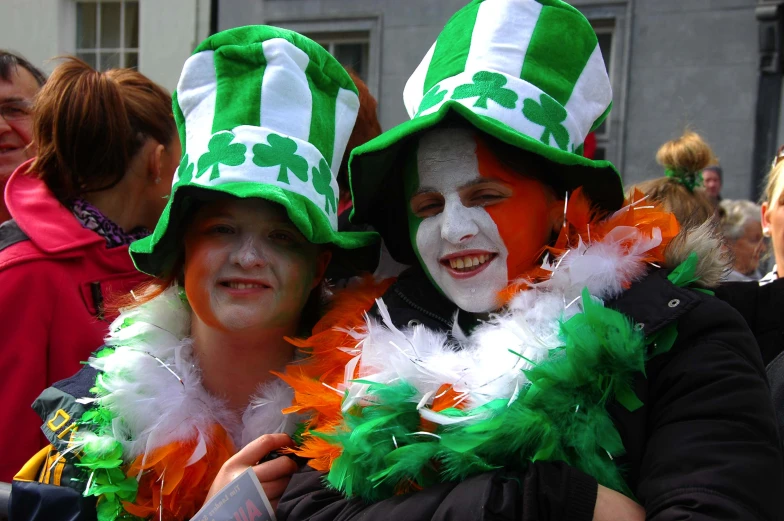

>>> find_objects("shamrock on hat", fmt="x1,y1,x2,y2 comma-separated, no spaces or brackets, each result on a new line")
348,0,623,264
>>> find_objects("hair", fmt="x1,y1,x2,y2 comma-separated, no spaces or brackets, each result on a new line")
29,57,176,203
631,131,717,229
719,199,761,241
0,50,46,87
702,164,723,180
762,160,784,209
337,70,381,198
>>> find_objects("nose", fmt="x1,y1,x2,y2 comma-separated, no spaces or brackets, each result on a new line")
0,112,11,133
230,235,268,269
440,195,479,244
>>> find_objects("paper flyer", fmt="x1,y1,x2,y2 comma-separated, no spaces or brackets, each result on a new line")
191,467,276,521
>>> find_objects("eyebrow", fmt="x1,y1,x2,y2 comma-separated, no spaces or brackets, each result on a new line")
411,178,501,197
0,97,27,103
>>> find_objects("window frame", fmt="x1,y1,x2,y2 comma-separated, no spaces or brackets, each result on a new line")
74,0,140,70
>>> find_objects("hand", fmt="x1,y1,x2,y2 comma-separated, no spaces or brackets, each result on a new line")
204,433,298,510
593,485,645,521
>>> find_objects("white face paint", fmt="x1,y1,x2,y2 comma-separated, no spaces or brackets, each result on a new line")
414,128,509,313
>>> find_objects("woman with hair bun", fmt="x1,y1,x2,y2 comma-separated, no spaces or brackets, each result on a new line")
633,130,719,230
0,57,179,481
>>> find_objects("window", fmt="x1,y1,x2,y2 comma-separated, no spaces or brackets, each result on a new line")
591,19,615,161
76,1,139,70
308,32,370,83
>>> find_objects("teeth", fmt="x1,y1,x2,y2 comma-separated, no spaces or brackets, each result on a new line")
227,282,263,289
448,254,493,270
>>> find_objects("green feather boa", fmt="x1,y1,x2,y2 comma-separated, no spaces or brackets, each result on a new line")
317,254,701,501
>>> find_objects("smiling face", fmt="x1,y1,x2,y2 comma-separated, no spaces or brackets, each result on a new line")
406,127,559,313
183,197,331,334
0,66,40,180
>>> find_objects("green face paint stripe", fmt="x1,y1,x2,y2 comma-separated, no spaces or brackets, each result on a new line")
520,6,596,106
422,0,483,94
306,61,339,166
211,42,267,133
402,146,444,296
172,90,186,156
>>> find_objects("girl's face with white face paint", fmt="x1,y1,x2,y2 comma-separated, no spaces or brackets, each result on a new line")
184,197,331,333
407,127,559,313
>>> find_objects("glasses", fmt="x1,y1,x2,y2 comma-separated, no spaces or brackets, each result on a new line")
772,144,784,169
0,100,33,121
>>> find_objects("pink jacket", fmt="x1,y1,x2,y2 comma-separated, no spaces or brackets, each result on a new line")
0,161,149,481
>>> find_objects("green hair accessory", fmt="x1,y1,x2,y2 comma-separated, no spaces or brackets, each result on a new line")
665,168,703,192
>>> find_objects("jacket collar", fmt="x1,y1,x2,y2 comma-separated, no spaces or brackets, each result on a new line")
5,160,104,254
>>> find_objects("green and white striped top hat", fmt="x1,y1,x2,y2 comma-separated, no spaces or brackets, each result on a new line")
130,26,377,276
349,0,624,264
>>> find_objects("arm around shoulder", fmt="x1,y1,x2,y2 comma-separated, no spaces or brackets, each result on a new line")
278,461,598,521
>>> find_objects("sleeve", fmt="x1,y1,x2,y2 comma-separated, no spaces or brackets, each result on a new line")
10,444,96,521
637,299,784,521
277,462,598,521
0,265,57,482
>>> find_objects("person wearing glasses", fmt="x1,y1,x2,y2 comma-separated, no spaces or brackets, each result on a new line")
0,57,180,482
0,51,46,222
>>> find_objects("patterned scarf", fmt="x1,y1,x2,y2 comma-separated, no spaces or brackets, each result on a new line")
70,198,150,248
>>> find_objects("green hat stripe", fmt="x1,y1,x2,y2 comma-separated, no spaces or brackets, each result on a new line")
422,0,482,94
306,60,339,166
212,43,267,133
520,6,597,106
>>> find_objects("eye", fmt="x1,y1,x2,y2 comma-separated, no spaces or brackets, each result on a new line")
208,224,235,235
469,189,506,206
411,194,445,218
269,230,297,242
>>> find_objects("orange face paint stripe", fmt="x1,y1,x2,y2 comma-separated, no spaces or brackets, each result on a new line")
474,136,554,280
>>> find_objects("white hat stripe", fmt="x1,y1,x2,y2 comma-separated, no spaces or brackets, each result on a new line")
465,0,542,78
331,87,361,176
564,44,612,128
260,39,313,143
404,42,437,118
177,50,218,170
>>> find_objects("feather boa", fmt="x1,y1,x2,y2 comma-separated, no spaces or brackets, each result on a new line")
280,191,685,501
74,287,299,521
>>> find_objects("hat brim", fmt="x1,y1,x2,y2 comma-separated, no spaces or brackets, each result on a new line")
348,101,624,265
130,182,378,277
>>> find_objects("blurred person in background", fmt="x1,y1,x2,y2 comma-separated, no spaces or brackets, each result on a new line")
719,199,765,282
0,57,179,481
0,51,46,222
716,147,784,441
701,165,723,206
631,130,719,231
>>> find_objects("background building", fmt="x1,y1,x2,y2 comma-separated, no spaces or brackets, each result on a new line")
0,0,777,199
220,0,763,199
0,0,211,94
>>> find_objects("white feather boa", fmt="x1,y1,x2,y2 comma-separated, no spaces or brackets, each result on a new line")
340,224,661,425
79,287,298,463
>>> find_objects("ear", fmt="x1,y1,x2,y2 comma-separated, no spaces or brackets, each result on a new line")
145,140,166,183
762,202,771,234
311,248,333,289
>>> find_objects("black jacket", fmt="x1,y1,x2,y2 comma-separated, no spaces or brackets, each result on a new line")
714,277,784,366
278,268,784,521
715,277,784,441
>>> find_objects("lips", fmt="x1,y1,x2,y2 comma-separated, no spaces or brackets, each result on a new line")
439,251,497,278
218,278,271,291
